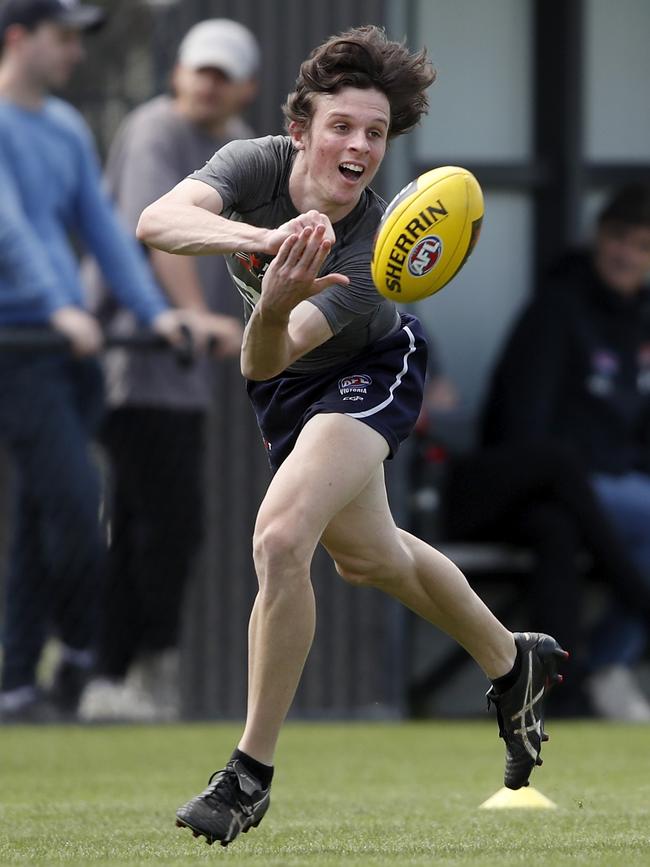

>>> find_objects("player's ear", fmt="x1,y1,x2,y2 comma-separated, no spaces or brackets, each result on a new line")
289,120,306,150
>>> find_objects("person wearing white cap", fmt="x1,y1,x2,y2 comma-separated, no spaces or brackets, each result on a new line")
178,18,260,82
78,19,260,723
172,19,260,137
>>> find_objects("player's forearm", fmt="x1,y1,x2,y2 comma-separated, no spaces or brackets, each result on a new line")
137,203,269,257
240,304,293,381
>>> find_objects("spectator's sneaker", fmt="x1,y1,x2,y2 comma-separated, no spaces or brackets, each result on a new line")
48,660,90,716
77,678,158,723
487,632,568,790
585,665,650,722
126,650,180,722
0,689,64,724
176,760,271,847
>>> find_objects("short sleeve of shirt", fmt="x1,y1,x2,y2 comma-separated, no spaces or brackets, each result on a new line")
189,136,292,217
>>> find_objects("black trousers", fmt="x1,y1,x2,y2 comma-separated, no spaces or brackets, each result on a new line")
96,407,205,679
0,353,105,691
443,443,650,662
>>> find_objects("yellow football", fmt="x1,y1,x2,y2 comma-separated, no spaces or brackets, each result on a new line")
371,166,484,302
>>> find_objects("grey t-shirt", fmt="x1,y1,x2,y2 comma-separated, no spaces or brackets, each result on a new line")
84,95,253,409
190,135,399,373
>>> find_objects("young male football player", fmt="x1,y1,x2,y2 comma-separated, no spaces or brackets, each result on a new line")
138,24,567,847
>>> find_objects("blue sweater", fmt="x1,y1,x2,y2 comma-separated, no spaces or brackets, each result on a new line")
0,96,166,326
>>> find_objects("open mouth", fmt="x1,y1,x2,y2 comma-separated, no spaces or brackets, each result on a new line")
339,162,365,182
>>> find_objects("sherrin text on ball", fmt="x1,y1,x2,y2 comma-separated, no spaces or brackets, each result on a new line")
371,166,484,302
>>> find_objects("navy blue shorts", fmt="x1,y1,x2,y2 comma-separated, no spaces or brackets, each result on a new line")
246,312,428,472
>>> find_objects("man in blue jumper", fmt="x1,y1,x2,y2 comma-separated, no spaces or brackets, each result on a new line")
0,0,189,721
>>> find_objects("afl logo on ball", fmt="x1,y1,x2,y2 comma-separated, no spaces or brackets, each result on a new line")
407,235,443,278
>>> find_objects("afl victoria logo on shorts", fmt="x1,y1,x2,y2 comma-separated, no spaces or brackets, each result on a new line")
407,235,443,278
338,374,372,399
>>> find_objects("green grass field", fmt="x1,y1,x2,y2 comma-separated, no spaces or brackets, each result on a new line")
1,721,649,866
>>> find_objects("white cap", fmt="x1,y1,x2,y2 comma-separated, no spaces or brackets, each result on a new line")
178,19,260,81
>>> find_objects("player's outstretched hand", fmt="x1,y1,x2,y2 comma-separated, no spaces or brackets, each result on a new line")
265,210,336,255
261,224,349,317
50,306,103,356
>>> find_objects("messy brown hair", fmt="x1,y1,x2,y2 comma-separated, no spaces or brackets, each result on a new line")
283,25,436,139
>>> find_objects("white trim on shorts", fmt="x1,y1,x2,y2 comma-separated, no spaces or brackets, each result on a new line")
343,324,416,419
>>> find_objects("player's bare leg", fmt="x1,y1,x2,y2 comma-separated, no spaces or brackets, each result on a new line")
176,414,391,846
176,415,564,846
320,462,516,677
321,442,567,789
239,412,523,767
238,413,394,763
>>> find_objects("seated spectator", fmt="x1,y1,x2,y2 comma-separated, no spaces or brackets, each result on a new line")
413,354,650,718
463,183,650,721
441,440,650,718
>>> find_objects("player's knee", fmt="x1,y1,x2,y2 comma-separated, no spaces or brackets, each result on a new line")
253,519,311,583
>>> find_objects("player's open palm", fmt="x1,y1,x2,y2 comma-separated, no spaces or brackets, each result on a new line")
262,224,349,316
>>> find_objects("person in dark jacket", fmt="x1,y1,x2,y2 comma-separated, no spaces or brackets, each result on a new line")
479,183,650,721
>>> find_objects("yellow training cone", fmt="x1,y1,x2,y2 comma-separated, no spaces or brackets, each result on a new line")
479,786,557,810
